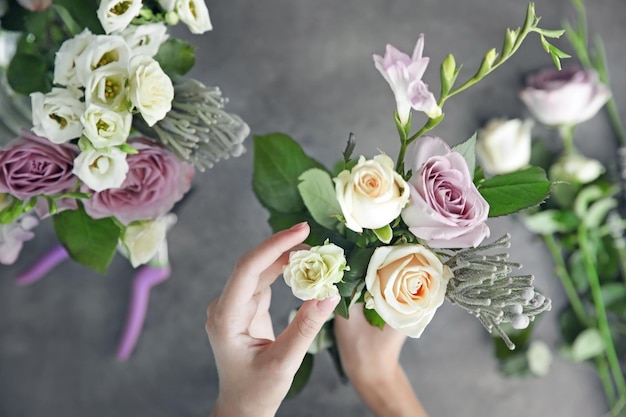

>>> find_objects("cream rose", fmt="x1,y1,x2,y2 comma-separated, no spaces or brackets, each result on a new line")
364,244,452,338
283,242,348,301
128,55,174,126
176,0,212,34
73,147,129,192
120,216,173,267
97,0,143,34
477,118,533,175
31,88,85,143
549,153,605,184
334,154,410,233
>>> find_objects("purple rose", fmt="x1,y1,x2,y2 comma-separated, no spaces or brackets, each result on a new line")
401,136,490,248
0,131,79,215
83,139,195,225
519,66,611,126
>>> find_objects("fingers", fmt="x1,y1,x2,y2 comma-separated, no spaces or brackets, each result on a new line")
220,222,310,310
271,295,340,370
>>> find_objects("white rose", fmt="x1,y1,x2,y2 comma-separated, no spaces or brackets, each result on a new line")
158,0,176,11
476,118,534,175
121,23,169,58
176,0,212,34
53,29,96,87
84,63,130,110
364,244,452,338
120,217,170,267
73,147,129,192
31,88,85,143
81,104,133,148
75,35,131,86
283,242,348,301
334,154,410,233
549,153,605,184
97,0,143,34
129,55,174,126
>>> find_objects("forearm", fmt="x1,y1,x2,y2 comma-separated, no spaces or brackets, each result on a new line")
350,366,428,417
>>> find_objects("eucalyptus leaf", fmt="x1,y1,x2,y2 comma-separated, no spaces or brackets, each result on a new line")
253,133,325,214
286,353,313,398
298,168,342,230
452,134,476,177
52,206,121,274
477,166,551,217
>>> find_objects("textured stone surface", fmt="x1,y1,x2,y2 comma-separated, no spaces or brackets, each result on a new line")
1,0,625,416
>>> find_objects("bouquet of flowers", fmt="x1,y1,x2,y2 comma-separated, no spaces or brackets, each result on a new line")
476,0,626,413
252,3,562,395
0,0,249,359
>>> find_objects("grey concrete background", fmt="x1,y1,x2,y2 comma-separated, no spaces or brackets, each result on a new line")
1,0,625,416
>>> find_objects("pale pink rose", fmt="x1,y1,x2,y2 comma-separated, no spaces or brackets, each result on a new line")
373,34,441,125
520,66,611,126
83,139,194,225
17,0,51,11
401,136,490,248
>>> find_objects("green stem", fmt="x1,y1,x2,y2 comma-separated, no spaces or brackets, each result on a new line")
558,124,576,154
597,356,617,409
543,233,592,327
579,226,626,403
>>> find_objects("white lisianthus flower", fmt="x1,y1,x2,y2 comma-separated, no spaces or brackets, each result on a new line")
75,35,131,86
549,153,605,184
31,88,85,143
129,55,174,126
121,23,169,58
81,104,133,148
73,147,129,192
476,118,534,175
97,0,143,34
84,63,130,110
53,29,97,87
334,154,410,233
120,216,174,267
176,0,212,34
283,242,348,301
364,244,452,338
158,0,176,11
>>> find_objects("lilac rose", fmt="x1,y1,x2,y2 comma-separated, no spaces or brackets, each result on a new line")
519,66,611,126
0,130,79,215
401,136,490,248
83,139,195,225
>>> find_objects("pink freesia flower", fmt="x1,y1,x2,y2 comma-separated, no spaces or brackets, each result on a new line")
0,214,38,265
520,66,611,126
373,34,441,125
83,139,195,225
401,136,490,248
0,130,79,217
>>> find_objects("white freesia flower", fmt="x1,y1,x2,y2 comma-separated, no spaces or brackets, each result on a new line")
176,0,212,34
97,0,143,34
129,55,174,126
158,0,176,11
477,118,534,175
549,153,605,184
334,154,410,233
120,215,176,267
53,29,97,87
73,147,129,192
75,35,131,86
364,244,452,338
121,23,169,58
84,63,130,110
31,88,85,143
283,242,348,301
81,104,133,148
0,213,38,265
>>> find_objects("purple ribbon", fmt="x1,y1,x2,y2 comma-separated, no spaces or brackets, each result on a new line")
15,243,69,286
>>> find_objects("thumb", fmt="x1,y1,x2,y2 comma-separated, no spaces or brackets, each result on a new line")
272,295,340,366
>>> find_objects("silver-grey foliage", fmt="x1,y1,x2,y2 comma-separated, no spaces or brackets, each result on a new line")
444,234,552,349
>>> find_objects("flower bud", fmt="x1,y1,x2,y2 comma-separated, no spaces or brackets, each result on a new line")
549,153,605,185
476,118,533,174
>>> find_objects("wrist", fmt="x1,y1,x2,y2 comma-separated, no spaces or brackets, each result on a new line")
211,395,278,417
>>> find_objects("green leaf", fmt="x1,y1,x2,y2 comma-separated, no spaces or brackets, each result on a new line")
452,133,476,178
564,328,605,362
7,50,50,95
334,296,349,319
266,210,326,246
55,0,103,33
52,206,122,274
372,224,392,244
253,133,325,214
363,305,385,329
298,168,341,230
51,4,82,36
601,283,626,308
523,209,579,234
154,38,196,80
477,166,551,217
286,353,313,398
1,2,31,31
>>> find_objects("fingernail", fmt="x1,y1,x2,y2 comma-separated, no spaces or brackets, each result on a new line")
316,295,341,314
289,221,308,231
